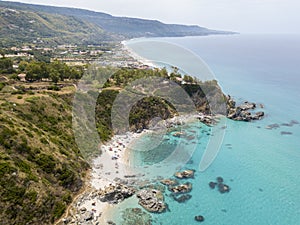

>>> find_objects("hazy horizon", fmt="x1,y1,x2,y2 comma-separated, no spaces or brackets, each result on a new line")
2,0,300,34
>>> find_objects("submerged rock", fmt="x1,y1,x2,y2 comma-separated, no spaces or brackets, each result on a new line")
172,194,192,203
218,183,230,194
209,177,231,194
266,124,280,129
174,169,195,179
137,189,167,213
195,215,205,222
209,182,217,189
121,208,152,225
160,179,179,186
216,177,224,183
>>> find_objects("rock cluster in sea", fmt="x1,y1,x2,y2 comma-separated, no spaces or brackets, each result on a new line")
209,177,230,194
98,183,136,204
160,170,194,202
227,96,265,121
137,189,167,213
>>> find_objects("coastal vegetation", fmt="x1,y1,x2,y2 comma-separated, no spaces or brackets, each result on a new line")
0,57,227,224
0,2,235,224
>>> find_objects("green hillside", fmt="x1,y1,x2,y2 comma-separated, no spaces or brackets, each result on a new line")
0,1,234,46
0,6,114,47
0,86,90,224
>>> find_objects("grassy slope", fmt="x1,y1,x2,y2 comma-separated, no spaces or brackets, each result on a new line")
0,83,89,224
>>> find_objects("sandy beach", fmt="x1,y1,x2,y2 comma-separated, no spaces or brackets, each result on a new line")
60,130,148,224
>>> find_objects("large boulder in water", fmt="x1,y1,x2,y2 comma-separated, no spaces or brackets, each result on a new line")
168,182,193,194
174,169,195,179
137,189,167,213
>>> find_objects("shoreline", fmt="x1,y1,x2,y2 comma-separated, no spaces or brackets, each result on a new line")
59,112,200,224
59,131,148,224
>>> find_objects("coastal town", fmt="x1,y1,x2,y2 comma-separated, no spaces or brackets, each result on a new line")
1,42,150,72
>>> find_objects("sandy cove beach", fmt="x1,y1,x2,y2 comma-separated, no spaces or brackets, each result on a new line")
59,131,147,225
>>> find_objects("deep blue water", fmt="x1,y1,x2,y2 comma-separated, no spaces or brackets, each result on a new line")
113,34,300,225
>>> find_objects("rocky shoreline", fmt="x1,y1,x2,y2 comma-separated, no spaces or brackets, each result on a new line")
57,98,264,224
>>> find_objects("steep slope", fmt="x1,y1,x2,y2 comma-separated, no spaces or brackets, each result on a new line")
0,85,89,224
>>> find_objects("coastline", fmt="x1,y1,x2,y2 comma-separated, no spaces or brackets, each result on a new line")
59,131,148,224
59,111,201,224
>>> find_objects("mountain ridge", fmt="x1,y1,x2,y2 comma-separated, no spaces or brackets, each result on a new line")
0,1,235,44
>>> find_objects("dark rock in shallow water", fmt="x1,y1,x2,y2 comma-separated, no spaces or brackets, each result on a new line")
218,183,230,194
290,120,299,125
266,124,280,129
172,194,192,203
195,215,205,222
121,208,152,225
209,182,217,189
217,177,224,183
281,131,293,135
281,123,292,127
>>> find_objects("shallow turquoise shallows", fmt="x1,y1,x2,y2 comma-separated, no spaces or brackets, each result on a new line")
111,34,300,225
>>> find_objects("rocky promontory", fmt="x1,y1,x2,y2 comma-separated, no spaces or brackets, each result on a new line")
227,96,264,121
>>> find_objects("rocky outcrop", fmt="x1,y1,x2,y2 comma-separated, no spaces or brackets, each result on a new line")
197,113,219,126
168,182,193,194
227,96,264,122
98,184,136,204
174,169,195,179
137,189,167,213
160,179,179,186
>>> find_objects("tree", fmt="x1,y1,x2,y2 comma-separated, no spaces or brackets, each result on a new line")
25,61,43,81
0,58,14,74
49,69,59,83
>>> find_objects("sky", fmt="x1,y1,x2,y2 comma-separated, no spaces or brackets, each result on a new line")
3,0,300,34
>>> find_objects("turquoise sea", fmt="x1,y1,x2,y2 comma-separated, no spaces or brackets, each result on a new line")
111,34,300,225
